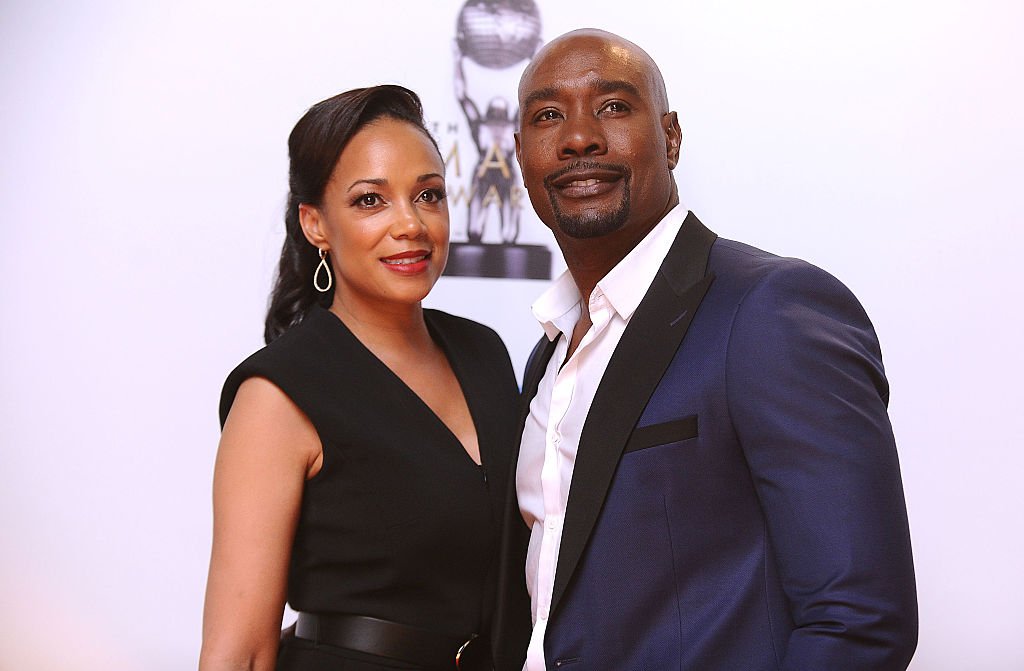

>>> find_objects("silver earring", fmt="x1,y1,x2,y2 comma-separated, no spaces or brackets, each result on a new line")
313,248,333,292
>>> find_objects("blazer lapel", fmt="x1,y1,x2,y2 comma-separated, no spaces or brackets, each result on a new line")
493,334,557,670
521,336,559,421
501,335,557,539
550,212,718,614
509,335,559,487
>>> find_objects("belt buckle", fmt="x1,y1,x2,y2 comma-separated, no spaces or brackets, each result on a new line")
454,633,479,670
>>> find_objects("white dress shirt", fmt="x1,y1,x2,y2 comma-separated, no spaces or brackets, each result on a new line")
517,204,689,670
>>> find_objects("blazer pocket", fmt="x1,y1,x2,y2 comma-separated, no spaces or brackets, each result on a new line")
624,415,698,453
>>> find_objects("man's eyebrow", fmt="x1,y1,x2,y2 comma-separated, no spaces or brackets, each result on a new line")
521,86,560,111
521,79,643,111
594,79,642,98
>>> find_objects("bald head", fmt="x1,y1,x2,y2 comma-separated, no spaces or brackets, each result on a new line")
519,29,670,122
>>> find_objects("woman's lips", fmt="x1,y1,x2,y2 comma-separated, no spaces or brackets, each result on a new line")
381,250,432,274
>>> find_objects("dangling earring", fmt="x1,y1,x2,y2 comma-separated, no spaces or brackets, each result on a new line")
313,248,333,292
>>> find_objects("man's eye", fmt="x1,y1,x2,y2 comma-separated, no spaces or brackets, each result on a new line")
600,101,629,114
534,109,562,122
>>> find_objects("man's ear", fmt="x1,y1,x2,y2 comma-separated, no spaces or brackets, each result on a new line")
663,111,682,169
514,132,525,184
298,203,328,249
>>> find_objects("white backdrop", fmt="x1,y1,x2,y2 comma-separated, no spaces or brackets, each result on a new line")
1,1,1021,669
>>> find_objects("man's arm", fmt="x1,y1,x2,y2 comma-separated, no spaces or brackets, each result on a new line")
726,259,918,670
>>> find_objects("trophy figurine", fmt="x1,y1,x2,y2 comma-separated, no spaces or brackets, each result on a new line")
444,0,551,280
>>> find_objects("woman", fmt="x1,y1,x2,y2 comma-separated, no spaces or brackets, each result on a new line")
200,85,519,671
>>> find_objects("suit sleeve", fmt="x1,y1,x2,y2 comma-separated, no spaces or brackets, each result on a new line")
725,260,918,669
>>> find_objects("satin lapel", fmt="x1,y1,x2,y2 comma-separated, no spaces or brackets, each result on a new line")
504,335,558,524
500,335,558,554
550,212,718,614
493,335,557,665
521,336,559,421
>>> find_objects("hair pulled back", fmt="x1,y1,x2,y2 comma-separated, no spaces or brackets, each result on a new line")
264,84,436,343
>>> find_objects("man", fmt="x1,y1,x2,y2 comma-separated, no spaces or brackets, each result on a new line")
493,28,918,670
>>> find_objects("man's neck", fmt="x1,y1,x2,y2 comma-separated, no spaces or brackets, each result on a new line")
558,197,678,305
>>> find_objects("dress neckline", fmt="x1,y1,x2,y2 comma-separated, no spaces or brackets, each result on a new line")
309,306,485,469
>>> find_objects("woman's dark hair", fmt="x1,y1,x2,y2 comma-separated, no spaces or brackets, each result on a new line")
264,84,439,343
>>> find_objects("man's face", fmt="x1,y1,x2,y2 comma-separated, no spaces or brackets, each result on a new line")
515,34,680,242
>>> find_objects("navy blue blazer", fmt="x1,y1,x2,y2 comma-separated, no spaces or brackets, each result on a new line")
494,213,917,670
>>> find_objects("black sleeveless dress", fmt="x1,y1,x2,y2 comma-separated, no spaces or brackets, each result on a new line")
219,306,520,670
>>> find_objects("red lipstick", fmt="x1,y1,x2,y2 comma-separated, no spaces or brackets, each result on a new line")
380,249,432,275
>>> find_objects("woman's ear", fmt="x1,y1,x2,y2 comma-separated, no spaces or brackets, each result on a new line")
298,203,328,249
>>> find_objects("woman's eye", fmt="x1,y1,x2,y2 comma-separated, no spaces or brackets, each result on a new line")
354,193,382,207
417,188,447,203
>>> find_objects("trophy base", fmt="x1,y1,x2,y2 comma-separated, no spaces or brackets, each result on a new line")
444,242,551,280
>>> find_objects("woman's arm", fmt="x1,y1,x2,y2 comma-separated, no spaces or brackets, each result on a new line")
199,377,321,671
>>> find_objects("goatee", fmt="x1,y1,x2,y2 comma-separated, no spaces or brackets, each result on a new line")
544,163,632,239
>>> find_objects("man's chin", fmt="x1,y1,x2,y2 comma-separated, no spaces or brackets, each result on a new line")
544,175,631,240
550,197,631,240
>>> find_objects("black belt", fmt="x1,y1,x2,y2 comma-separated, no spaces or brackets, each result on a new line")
294,612,489,670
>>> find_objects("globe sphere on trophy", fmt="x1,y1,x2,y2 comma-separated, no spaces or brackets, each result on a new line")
446,0,551,280
457,0,541,68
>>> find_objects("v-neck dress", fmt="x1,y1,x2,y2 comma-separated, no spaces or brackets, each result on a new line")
219,306,519,670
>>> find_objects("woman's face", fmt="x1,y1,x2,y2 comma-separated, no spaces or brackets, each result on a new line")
301,118,449,313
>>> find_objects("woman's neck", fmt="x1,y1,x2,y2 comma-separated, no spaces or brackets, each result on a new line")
329,293,433,359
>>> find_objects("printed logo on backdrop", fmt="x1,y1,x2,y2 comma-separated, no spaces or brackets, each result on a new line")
441,0,552,280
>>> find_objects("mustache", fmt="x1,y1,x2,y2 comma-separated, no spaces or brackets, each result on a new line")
543,160,632,188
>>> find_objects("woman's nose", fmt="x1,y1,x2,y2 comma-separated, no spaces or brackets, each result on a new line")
390,201,427,238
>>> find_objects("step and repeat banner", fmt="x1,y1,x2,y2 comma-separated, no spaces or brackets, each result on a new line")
1,1,1021,669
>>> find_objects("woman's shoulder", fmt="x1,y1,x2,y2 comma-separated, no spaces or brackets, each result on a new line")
425,309,506,350
425,309,516,385
228,308,335,375
424,308,497,336
218,307,345,426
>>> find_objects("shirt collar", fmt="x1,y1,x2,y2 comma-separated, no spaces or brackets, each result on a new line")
532,269,582,341
531,203,689,340
598,202,687,322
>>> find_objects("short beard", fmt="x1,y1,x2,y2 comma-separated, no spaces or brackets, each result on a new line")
544,164,632,239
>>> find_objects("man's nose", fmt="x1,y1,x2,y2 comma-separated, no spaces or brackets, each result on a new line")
558,113,606,159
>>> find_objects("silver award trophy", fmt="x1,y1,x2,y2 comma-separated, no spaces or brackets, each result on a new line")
445,0,551,279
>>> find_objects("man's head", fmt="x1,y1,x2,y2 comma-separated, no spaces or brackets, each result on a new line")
515,29,681,248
